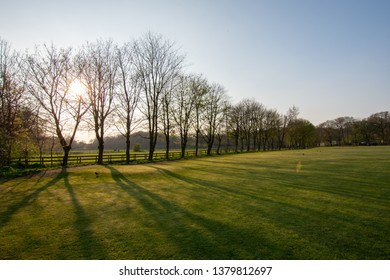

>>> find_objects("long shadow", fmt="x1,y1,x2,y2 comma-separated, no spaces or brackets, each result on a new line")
0,170,47,193
105,165,279,259
192,152,390,202
150,165,265,203
0,170,65,229
63,169,107,259
148,165,390,259
181,161,390,205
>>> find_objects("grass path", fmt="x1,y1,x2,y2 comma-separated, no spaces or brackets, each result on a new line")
0,147,389,259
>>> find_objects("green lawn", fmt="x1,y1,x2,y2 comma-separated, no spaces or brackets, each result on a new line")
0,147,389,259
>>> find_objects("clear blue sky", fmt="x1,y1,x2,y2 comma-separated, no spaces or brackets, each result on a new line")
1,0,389,124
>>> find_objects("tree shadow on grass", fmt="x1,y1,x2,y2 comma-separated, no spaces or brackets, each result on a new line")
63,168,107,259
149,166,390,259
1,169,107,259
0,170,65,229
104,165,279,259
150,165,261,202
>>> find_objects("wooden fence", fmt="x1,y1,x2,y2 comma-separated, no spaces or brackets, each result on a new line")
11,150,210,167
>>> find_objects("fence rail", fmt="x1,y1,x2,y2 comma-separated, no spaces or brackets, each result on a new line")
10,150,210,167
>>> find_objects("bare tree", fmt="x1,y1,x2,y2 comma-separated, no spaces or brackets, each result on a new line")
115,42,141,163
160,78,176,159
229,99,265,152
252,102,266,151
240,99,258,151
79,40,117,164
28,105,49,165
200,83,228,155
133,32,185,161
215,100,230,155
332,116,355,145
277,106,298,150
0,38,25,167
228,103,242,152
263,109,280,150
26,44,88,166
191,75,209,156
284,106,300,148
317,120,337,146
172,74,196,158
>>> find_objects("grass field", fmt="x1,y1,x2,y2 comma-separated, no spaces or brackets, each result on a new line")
0,146,389,259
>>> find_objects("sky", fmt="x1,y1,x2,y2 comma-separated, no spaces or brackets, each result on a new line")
1,0,389,125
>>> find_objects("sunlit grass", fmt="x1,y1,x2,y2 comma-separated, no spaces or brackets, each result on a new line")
0,147,389,259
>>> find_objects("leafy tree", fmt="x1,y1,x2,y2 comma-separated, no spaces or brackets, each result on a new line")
287,119,316,148
368,111,390,144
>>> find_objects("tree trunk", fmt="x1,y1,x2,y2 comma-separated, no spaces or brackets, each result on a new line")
180,133,187,158
148,144,154,161
148,107,158,161
165,134,170,160
207,143,213,156
195,129,200,157
62,146,71,166
216,134,222,155
148,129,156,161
207,134,214,156
97,140,104,164
125,132,131,164
181,145,186,158
234,133,239,153
165,111,170,160
39,147,44,166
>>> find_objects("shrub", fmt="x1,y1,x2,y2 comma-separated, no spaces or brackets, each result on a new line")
133,143,141,152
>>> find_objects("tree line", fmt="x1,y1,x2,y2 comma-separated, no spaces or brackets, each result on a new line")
1,34,389,168
317,113,390,146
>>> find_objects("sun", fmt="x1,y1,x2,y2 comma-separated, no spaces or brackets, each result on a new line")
69,79,87,99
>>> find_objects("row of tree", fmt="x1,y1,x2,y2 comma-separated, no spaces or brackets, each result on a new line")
317,112,390,146
71,109,389,152
1,34,389,168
